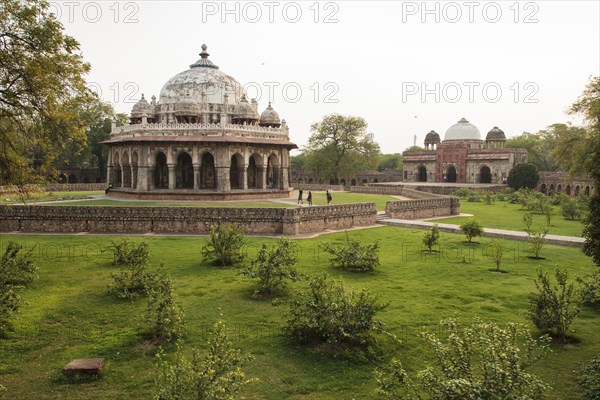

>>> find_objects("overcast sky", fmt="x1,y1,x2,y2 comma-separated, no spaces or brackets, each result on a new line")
52,0,599,153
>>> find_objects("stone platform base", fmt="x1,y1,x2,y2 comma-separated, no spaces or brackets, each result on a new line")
106,188,293,201
63,358,105,375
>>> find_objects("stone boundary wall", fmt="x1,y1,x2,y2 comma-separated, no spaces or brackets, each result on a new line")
350,185,444,199
400,184,506,195
0,203,377,236
385,198,461,220
295,184,344,192
0,183,106,194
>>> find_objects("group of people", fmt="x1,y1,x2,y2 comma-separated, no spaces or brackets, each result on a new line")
297,189,332,206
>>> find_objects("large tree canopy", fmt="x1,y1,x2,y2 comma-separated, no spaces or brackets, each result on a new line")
0,0,94,186
304,114,380,180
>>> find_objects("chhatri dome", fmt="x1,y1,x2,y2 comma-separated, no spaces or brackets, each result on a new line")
444,117,481,141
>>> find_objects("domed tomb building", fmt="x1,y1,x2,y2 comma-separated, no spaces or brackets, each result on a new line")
103,45,297,200
402,118,527,184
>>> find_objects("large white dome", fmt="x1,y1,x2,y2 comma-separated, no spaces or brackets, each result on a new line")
444,118,481,141
159,44,245,106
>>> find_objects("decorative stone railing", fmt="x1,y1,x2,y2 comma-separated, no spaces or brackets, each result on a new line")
0,203,377,236
295,184,344,192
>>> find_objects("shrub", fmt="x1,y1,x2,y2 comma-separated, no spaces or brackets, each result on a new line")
0,284,22,334
284,274,387,347
375,317,551,400
527,227,548,259
239,238,302,297
488,240,506,272
459,219,483,243
111,262,159,299
580,356,600,400
422,224,440,253
529,269,580,343
146,274,186,343
202,224,246,267
107,239,150,267
481,190,495,205
578,271,600,306
321,232,380,272
0,241,37,285
154,321,256,399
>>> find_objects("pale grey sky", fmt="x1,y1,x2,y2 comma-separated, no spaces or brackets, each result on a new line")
52,0,600,153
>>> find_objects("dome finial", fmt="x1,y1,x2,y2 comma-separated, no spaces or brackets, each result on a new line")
200,44,209,59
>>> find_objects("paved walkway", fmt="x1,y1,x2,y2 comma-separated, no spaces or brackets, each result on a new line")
377,216,585,247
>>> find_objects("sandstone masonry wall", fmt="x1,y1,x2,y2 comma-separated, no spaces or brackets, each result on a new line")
0,203,377,236
385,198,461,219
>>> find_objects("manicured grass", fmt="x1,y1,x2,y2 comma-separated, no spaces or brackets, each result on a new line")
435,199,586,237
38,191,398,211
0,191,103,205
0,228,597,399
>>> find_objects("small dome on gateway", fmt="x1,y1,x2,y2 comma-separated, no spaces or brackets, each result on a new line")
486,126,506,141
259,102,281,127
444,118,481,141
232,94,258,122
131,94,152,118
424,130,441,144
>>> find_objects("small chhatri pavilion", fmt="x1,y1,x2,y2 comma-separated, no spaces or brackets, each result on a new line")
103,44,297,200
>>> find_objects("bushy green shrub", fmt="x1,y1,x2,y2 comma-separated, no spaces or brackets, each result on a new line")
284,274,387,347
111,261,159,299
146,274,186,343
154,321,256,400
239,238,301,297
107,239,150,267
459,219,483,243
580,355,600,400
202,224,246,267
375,317,551,400
321,232,380,272
0,241,37,285
422,224,440,253
578,271,600,306
0,284,22,334
529,269,580,343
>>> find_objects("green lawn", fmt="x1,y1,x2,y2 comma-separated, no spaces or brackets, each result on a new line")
435,200,586,237
0,228,597,399
0,191,103,205
36,191,398,211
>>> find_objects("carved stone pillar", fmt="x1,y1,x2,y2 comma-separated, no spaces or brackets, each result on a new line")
243,165,248,190
168,164,175,190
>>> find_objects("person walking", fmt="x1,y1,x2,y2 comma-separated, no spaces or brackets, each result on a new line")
297,189,303,204
307,191,313,206
326,190,332,204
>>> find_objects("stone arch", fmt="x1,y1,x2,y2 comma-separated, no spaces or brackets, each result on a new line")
418,165,427,182
557,184,562,193
585,186,590,196
374,178,379,183
154,152,169,189
247,153,262,189
446,165,457,183
351,179,357,186
566,185,571,196
266,153,280,189
121,152,131,188
540,183,547,194
479,165,492,184
176,152,194,189
575,185,580,197
131,152,139,189
68,174,78,184
549,183,555,195
230,153,244,189
340,178,346,186
200,152,216,189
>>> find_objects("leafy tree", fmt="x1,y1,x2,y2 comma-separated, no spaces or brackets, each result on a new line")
378,153,403,171
0,0,94,187
552,123,597,176
404,145,425,152
239,238,301,297
146,273,185,343
570,77,600,266
506,130,558,172
459,219,483,243
507,163,540,190
562,197,583,220
578,270,600,307
154,321,257,399
422,224,440,253
488,240,506,272
375,317,551,399
305,114,380,181
579,355,600,400
202,224,246,267
321,232,380,272
529,269,580,343
284,274,387,347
